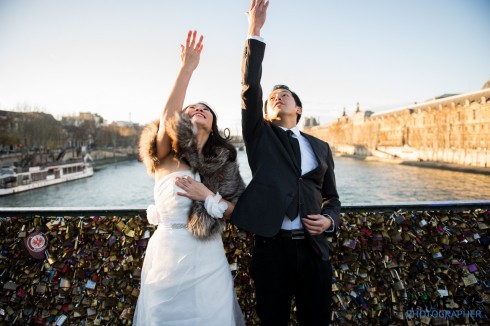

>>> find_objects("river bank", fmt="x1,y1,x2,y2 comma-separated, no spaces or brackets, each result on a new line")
399,160,490,176
91,154,137,169
0,148,137,169
337,153,490,176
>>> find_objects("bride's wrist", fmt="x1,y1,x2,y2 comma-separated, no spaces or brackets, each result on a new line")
204,192,228,218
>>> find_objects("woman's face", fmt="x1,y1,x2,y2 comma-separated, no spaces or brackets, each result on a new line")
184,103,213,132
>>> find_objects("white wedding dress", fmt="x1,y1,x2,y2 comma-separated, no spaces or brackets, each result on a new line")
133,170,244,326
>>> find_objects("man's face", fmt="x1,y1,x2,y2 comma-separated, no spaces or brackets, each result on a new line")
266,88,302,121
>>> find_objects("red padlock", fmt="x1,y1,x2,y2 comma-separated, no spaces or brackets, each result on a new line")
24,230,48,260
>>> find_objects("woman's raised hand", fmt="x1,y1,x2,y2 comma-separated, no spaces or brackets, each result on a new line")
180,30,204,72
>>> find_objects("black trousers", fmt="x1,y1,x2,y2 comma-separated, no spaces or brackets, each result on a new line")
250,234,333,326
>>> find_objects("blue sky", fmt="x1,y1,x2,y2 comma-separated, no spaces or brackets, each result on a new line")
0,0,489,134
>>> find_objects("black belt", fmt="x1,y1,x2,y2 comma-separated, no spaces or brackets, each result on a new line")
278,229,306,240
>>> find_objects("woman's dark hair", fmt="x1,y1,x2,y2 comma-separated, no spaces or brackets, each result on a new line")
198,103,238,162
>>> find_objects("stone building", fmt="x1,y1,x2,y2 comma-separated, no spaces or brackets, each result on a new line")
306,81,490,167
61,112,105,128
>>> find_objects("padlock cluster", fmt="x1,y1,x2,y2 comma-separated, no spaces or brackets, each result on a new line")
0,214,259,326
331,208,490,325
0,208,489,325
0,215,149,325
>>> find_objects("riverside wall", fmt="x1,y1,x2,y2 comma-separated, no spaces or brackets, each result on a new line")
0,147,137,169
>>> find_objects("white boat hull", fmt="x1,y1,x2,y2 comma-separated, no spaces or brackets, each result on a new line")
0,163,94,196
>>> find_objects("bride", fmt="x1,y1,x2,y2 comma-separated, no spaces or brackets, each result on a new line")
134,30,245,325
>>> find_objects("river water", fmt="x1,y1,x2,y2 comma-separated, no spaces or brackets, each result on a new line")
0,151,489,208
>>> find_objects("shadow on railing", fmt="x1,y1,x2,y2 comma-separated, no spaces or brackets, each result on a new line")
0,201,489,325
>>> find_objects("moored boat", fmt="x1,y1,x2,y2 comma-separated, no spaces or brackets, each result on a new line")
0,161,94,196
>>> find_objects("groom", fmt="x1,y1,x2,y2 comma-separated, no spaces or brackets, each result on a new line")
231,1,341,325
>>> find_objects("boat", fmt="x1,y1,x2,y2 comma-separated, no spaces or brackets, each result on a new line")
0,161,94,196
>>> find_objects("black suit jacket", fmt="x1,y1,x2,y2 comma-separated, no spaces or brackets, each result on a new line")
231,39,341,261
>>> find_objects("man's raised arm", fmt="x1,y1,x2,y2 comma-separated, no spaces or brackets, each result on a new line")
241,0,270,143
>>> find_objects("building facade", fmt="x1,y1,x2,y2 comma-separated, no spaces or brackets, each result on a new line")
306,81,490,167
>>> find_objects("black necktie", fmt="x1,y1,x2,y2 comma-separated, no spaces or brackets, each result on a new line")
286,130,301,220
287,130,301,168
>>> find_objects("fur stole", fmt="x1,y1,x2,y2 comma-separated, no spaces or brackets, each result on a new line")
139,113,245,240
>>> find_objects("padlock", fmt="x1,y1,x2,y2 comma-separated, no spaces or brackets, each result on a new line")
467,263,478,273
432,250,443,260
444,298,460,309
416,259,428,271
394,213,405,225
391,269,405,291
390,288,397,303
437,285,448,297
342,238,357,249
462,273,478,286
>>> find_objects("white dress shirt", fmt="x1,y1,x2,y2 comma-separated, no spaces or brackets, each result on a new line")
280,126,318,230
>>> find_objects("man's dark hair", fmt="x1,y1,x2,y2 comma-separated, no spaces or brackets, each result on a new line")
263,84,302,123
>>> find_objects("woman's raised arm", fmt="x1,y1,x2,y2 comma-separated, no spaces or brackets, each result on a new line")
156,30,204,160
